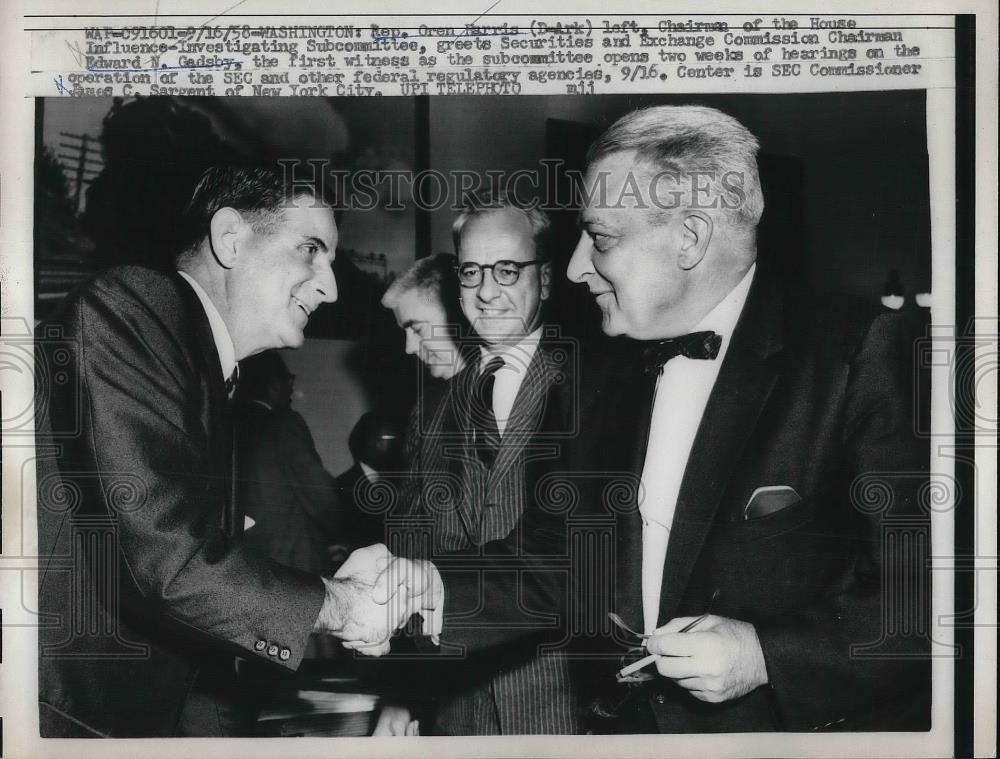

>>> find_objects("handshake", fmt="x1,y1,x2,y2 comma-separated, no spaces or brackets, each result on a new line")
313,543,444,656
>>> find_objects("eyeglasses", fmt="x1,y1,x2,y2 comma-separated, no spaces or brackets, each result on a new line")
455,260,544,288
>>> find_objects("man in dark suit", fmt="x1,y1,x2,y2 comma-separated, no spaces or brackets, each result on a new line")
395,196,579,734
566,106,929,732
35,165,436,737
333,412,403,552
235,350,341,576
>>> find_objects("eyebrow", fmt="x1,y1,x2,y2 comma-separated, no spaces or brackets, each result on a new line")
578,214,611,231
301,235,329,252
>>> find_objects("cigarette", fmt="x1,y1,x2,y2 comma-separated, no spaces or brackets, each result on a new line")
618,653,657,677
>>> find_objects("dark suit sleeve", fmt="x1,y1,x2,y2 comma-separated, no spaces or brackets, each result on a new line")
66,282,324,670
276,409,342,538
753,312,930,729
434,494,569,652
399,384,570,654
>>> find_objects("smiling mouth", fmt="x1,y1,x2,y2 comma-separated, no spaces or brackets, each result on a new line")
292,296,312,317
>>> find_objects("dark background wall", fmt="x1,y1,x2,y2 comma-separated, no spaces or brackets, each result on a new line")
427,92,931,305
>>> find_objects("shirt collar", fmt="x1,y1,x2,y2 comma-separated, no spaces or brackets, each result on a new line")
479,327,543,372
691,262,756,344
177,270,237,381
359,462,379,483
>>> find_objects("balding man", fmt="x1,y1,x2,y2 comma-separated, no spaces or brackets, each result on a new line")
568,106,929,733
396,194,578,735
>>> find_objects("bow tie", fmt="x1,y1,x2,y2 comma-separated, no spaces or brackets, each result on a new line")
641,331,722,376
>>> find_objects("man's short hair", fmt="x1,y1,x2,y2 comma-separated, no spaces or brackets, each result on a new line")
451,191,554,261
174,164,326,264
587,105,764,230
347,411,401,471
381,253,460,314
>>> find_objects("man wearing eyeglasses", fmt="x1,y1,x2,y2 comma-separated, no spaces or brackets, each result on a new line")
396,194,578,735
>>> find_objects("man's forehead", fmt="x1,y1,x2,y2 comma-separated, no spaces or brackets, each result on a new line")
398,289,445,319
282,202,337,241
459,210,534,261
582,151,663,212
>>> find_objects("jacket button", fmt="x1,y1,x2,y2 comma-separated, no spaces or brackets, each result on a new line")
653,692,666,705
279,648,291,661
253,639,267,651
267,644,279,657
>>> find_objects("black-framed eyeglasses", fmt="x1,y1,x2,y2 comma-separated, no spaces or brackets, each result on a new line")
455,260,544,288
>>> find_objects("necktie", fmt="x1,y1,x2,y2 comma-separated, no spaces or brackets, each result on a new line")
472,357,504,468
224,366,239,400
641,331,722,376
223,366,240,536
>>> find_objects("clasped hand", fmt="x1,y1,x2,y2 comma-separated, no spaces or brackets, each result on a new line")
644,615,768,703
314,543,443,656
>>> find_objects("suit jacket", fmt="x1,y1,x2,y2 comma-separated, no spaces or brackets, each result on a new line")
335,463,389,549
236,402,341,575
397,342,579,734
35,267,325,737
577,270,930,733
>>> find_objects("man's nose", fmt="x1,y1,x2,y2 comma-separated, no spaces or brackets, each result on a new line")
477,266,501,300
566,232,594,283
404,331,419,355
314,257,338,303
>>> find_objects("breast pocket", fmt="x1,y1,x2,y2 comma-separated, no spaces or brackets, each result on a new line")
736,494,823,540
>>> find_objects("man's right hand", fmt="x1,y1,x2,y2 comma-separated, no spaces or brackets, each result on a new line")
312,544,411,654
372,555,444,643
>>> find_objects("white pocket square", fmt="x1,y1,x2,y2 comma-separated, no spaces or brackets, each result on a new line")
743,485,801,520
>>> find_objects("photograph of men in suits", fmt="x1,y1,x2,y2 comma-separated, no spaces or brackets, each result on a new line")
567,106,929,732
399,196,578,734
34,165,437,737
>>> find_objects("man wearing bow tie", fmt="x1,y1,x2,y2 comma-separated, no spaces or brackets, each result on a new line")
35,165,439,737
567,106,929,732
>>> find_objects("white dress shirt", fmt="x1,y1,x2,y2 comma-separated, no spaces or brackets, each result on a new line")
178,270,237,381
480,327,542,437
639,264,756,633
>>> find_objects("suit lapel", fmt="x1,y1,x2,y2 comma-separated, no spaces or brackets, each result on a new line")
435,365,482,543
487,346,555,490
618,368,657,633
657,273,785,623
173,273,239,536
585,341,654,633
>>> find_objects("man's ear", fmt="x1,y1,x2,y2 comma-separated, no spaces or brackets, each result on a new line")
677,211,713,271
538,261,552,301
208,207,244,269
